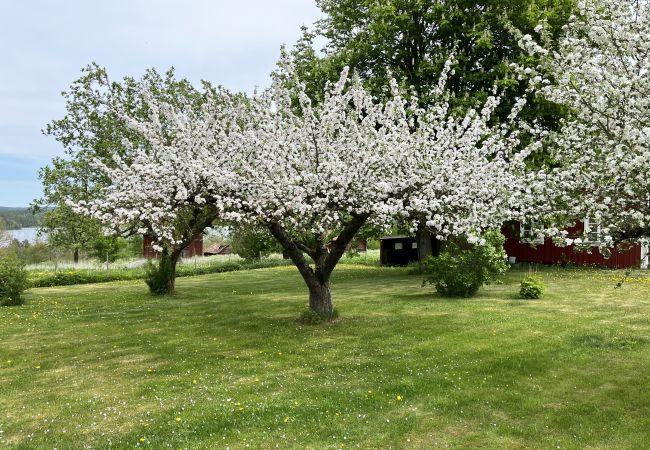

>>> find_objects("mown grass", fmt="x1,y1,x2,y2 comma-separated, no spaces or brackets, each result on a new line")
1,265,649,449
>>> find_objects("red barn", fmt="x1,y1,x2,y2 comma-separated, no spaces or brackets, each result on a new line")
143,235,204,259
503,221,648,269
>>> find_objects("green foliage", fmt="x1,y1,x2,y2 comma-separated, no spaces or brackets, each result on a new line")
230,224,281,260
0,255,28,306
520,275,544,299
298,308,340,325
3,241,53,265
291,0,576,169
423,231,509,297
40,204,101,257
89,235,128,263
0,207,45,230
144,251,174,295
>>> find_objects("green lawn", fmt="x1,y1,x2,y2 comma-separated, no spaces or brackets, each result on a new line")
1,266,649,449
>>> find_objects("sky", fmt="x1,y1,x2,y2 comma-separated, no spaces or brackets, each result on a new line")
0,0,322,207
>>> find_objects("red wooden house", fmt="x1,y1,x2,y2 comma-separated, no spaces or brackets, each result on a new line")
143,235,204,259
503,221,648,269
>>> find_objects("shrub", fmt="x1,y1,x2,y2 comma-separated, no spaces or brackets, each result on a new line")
144,252,173,295
423,231,509,297
0,256,28,306
520,275,544,299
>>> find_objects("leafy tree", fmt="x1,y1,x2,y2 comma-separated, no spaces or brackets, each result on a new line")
230,224,281,260
89,235,128,264
41,204,101,263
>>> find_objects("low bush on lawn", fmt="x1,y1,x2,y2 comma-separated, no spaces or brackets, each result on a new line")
520,275,545,299
0,255,28,306
423,231,509,297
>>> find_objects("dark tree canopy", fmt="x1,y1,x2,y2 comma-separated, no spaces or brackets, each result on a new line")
293,0,575,126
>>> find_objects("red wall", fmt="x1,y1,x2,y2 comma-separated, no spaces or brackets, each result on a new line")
502,222,641,269
143,235,203,259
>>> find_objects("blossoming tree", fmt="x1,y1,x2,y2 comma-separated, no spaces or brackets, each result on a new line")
75,85,244,293
233,58,533,316
518,0,650,244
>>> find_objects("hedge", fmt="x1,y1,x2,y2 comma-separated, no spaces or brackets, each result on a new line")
28,258,292,288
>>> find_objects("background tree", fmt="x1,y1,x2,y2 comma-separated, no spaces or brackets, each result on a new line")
291,0,576,259
230,224,282,260
40,204,101,263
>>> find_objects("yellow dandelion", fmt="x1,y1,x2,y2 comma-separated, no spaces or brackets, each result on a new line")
139,437,145,442
396,395,402,401
192,379,197,385
175,417,182,422
283,416,289,423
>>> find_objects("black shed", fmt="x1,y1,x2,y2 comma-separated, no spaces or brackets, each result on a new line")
379,235,442,266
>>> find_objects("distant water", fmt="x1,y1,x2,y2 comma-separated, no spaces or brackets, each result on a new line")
5,227,44,244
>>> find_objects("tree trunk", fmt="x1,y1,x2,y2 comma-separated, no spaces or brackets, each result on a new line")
416,222,433,262
266,214,369,318
167,251,180,294
73,249,79,264
308,279,333,315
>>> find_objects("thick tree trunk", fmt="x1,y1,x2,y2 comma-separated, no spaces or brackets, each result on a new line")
266,214,369,318
308,279,333,315
416,222,433,262
73,249,79,264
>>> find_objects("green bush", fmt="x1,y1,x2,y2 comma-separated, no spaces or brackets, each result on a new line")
0,256,28,306
423,231,509,297
520,275,544,299
144,252,173,295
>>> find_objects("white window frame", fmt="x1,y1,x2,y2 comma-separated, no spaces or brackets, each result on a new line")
583,217,601,244
520,220,545,245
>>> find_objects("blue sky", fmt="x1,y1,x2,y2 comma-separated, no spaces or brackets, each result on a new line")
0,0,322,207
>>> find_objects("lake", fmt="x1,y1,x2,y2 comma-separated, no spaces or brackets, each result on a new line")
3,227,44,245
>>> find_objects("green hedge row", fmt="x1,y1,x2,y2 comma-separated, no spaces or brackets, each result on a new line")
29,258,292,288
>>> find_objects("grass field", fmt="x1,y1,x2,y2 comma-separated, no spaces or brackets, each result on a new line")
1,265,649,449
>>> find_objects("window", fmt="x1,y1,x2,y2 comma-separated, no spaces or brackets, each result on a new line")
583,218,601,244
412,242,418,249
395,243,403,250
520,220,544,245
